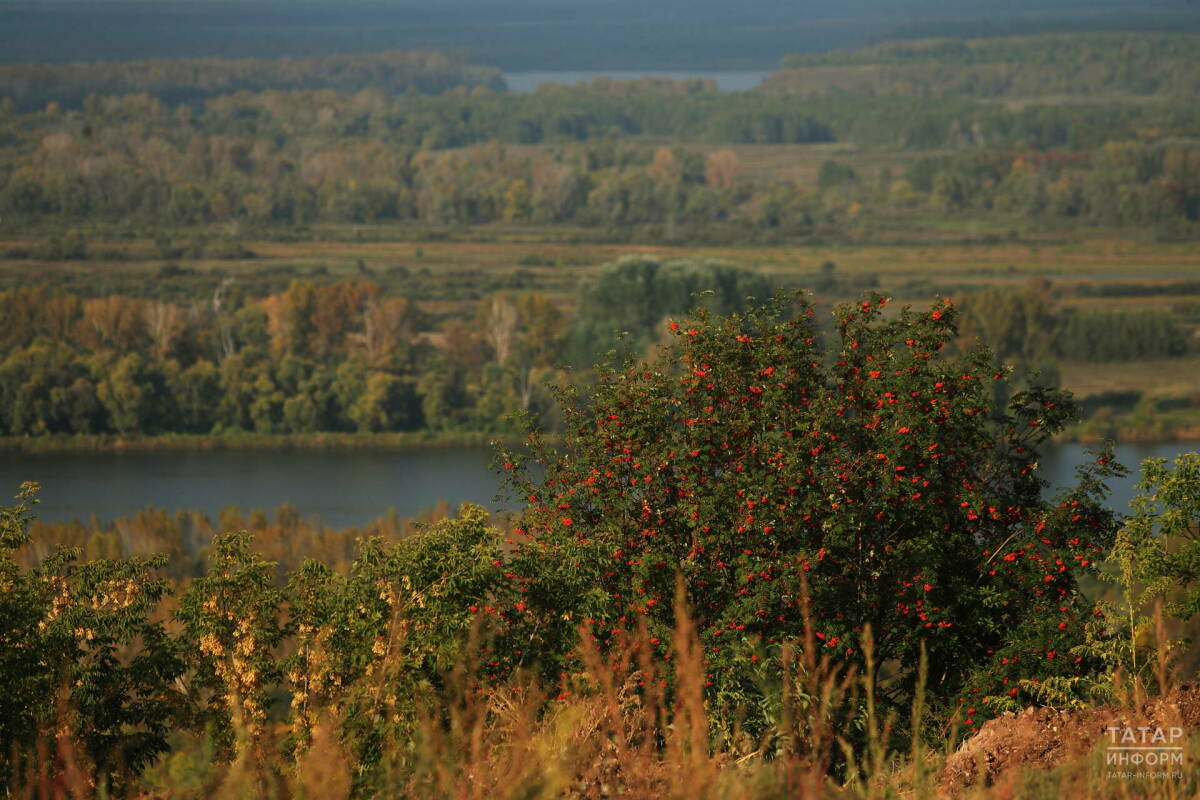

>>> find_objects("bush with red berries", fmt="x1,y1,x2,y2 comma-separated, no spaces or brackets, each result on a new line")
497,293,1122,734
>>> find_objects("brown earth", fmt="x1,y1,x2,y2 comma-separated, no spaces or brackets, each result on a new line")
940,684,1200,796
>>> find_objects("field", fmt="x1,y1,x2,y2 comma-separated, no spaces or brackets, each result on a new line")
5,226,1197,308
7,228,1200,288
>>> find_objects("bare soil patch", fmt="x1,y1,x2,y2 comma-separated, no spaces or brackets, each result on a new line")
940,685,1200,795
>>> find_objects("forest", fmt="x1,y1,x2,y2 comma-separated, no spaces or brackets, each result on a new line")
3,63,1200,238
2,34,1198,441
772,33,1200,96
0,50,504,113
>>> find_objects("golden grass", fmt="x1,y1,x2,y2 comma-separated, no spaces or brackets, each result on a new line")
1059,358,1200,399
8,233,1199,284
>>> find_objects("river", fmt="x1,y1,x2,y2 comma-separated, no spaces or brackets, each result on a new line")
1,441,1196,528
503,71,771,93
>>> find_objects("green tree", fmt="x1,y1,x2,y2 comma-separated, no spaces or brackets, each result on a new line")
349,371,418,432
953,283,1062,403
564,256,773,367
170,359,221,433
176,533,287,761
817,159,858,190
0,342,94,435
96,353,161,435
282,280,318,359
285,505,503,770
501,294,1122,736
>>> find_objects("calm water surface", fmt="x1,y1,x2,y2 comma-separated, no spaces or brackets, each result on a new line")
1,441,1196,527
504,71,771,93
2,447,509,528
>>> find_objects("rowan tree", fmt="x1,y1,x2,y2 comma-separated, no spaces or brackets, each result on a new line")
498,293,1122,732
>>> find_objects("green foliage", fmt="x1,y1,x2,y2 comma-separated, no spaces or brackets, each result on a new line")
1096,454,1200,690
952,284,1062,404
501,293,1123,736
0,479,510,790
775,33,1200,98
1130,453,1200,621
3,54,1199,239
0,482,185,793
955,285,1192,396
288,506,503,774
1057,309,1190,361
176,532,288,755
1070,453,1200,705
565,255,773,366
0,416,1197,791
955,284,1059,367
0,280,571,439
165,503,504,776
817,160,858,191
0,50,503,112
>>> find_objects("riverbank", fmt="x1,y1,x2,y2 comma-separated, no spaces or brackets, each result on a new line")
2,423,1199,455
0,430,535,455
1064,410,1200,446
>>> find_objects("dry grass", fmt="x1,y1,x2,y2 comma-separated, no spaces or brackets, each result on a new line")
13,500,457,577
1059,358,1200,400
7,235,1199,303
10,586,1200,800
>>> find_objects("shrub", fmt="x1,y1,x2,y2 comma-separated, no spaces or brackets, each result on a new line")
0,482,185,793
1096,453,1200,694
500,293,1123,735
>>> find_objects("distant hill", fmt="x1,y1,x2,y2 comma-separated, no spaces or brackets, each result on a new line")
761,32,1200,98
0,1,1198,71
0,50,504,112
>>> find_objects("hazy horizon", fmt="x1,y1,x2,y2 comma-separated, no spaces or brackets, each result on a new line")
2,0,1198,69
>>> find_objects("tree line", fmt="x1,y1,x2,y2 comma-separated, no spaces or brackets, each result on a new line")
0,50,504,113
773,33,1200,98
893,141,1200,225
0,257,780,439
953,283,1193,372
0,281,559,437
0,128,827,237
0,265,1193,442
3,98,1200,238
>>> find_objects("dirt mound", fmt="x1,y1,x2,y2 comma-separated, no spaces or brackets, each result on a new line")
940,684,1200,796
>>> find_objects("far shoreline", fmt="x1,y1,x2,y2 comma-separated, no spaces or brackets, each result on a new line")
2,427,1199,456
0,431,534,456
